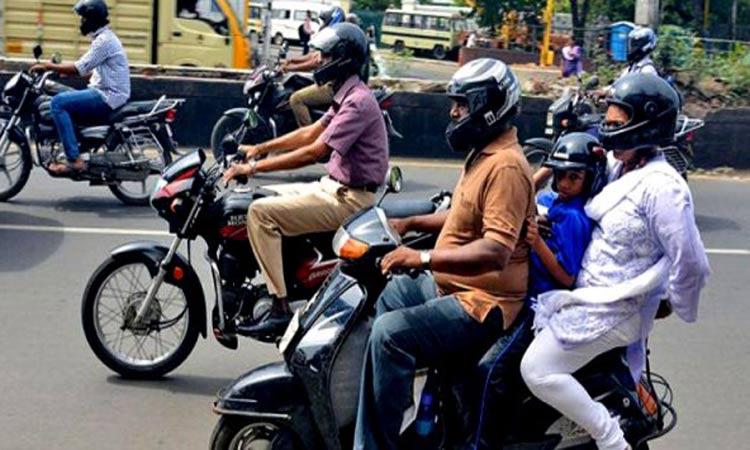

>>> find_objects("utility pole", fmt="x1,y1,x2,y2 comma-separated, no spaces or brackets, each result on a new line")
262,0,273,65
539,0,554,66
635,0,660,27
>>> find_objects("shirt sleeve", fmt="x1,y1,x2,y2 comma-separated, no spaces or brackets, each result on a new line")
480,166,532,250
645,177,711,322
321,99,369,156
321,105,335,127
75,36,110,76
551,210,594,279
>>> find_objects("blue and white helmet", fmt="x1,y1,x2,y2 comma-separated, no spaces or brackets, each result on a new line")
319,6,345,29
627,27,657,63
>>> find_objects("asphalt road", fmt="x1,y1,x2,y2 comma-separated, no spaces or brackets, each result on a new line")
1,164,749,450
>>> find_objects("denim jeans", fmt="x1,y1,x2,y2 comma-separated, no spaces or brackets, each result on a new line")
50,89,112,162
353,274,505,450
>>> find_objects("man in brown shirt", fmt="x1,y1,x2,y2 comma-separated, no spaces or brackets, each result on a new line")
354,59,535,450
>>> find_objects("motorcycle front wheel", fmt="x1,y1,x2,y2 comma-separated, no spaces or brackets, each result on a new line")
210,417,301,450
81,254,200,379
0,128,32,202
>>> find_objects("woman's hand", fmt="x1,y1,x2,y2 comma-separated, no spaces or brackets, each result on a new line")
380,246,422,275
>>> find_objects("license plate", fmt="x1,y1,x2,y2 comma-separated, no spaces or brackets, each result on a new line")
278,310,300,354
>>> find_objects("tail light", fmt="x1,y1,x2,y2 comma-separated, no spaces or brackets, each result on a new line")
379,95,393,110
685,131,695,142
165,108,177,123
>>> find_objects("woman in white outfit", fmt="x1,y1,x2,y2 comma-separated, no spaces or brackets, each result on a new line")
520,73,711,450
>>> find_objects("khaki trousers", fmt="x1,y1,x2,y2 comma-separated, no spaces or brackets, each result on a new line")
247,177,375,298
289,82,334,127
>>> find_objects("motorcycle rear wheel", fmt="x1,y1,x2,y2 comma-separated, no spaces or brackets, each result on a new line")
81,254,200,379
108,130,173,206
210,417,300,450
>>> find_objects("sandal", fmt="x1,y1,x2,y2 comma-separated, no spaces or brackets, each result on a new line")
48,160,86,175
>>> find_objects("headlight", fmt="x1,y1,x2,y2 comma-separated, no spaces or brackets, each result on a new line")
243,79,254,96
332,228,369,260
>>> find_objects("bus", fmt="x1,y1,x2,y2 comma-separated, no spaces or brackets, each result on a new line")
3,0,251,69
380,8,476,60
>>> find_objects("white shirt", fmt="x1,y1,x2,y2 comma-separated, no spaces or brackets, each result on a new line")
75,26,131,109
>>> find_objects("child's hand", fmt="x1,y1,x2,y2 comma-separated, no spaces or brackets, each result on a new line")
537,214,553,241
525,216,539,246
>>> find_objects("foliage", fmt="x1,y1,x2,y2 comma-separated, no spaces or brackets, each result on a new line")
653,25,697,71
352,0,400,11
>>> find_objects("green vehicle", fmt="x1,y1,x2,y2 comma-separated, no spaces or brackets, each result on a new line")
380,8,475,60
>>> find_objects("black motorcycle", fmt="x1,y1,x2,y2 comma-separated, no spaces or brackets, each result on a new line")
210,188,676,450
80,144,436,379
210,43,401,161
0,46,183,205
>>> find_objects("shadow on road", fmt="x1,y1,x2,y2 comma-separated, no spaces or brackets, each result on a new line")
16,196,154,219
696,214,741,233
0,211,64,272
106,374,235,397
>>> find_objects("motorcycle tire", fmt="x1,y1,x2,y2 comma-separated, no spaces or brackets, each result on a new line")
108,129,173,206
210,416,301,450
523,145,552,192
0,127,32,202
211,113,274,162
81,253,201,379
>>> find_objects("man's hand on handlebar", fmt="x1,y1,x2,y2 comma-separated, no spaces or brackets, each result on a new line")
30,62,51,73
380,246,422,275
222,161,256,186
239,144,260,162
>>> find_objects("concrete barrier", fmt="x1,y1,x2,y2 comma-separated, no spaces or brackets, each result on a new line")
0,71,746,169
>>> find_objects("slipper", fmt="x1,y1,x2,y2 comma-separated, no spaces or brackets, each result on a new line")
48,161,86,175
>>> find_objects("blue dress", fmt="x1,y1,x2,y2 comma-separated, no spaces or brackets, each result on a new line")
529,191,594,299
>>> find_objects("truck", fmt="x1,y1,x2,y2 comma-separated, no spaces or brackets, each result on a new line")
2,0,251,69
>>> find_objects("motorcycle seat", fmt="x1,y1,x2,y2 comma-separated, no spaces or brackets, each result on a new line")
382,199,436,219
108,100,160,122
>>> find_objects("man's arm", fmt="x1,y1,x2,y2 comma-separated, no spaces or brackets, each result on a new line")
243,121,325,159
391,210,449,236
284,53,320,72
30,62,79,76
379,239,513,276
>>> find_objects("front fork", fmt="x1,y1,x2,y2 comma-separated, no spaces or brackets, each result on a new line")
0,114,20,159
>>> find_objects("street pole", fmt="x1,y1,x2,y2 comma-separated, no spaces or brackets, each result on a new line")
635,0,660,27
262,0,273,65
703,0,710,33
539,0,554,66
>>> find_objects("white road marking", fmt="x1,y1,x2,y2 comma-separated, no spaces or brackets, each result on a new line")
0,224,748,256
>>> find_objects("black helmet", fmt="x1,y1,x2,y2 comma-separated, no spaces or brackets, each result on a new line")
318,6,345,29
544,132,607,197
445,58,521,153
74,0,109,35
599,73,680,152
309,23,368,86
627,27,657,64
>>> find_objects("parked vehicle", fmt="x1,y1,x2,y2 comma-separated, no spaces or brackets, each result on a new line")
523,76,704,179
3,0,251,69
209,178,676,450
0,47,182,205
210,43,401,161
380,8,477,60
247,1,324,45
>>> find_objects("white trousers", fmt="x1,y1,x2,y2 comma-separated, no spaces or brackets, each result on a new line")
520,313,641,450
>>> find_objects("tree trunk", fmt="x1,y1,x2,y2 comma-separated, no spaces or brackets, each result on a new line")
570,0,589,43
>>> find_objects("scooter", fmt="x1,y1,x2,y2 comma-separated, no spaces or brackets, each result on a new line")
210,180,676,449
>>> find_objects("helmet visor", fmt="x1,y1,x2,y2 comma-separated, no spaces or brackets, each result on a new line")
309,27,338,54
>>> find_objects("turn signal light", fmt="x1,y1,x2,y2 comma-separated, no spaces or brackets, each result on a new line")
338,238,369,260
172,266,185,281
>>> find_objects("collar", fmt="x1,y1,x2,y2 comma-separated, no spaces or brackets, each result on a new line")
480,127,519,155
332,75,361,105
552,194,586,211
92,26,110,38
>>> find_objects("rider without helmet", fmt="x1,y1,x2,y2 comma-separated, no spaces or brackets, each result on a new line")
599,72,680,153
74,0,109,36
627,27,657,65
318,5,345,29
309,22,369,86
544,133,608,198
445,58,521,153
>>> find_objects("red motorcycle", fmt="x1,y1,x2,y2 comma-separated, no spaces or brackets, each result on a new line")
81,148,438,379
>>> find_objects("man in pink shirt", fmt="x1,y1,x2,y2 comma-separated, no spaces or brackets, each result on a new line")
223,23,388,336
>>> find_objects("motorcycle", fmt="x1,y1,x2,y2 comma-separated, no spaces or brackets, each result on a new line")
80,143,439,379
210,42,401,161
0,45,183,205
524,75,704,180
210,188,677,450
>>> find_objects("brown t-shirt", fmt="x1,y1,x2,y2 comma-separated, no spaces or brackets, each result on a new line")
433,128,535,329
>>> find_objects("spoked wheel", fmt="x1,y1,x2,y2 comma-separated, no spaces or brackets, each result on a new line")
0,134,32,202
81,255,200,379
108,134,172,206
210,417,300,450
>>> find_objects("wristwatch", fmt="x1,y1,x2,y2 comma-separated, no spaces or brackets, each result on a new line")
248,159,258,175
419,251,432,270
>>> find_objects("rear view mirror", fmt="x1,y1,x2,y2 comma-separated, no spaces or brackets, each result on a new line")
221,135,239,157
51,52,63,64
585,76,600,91
33,45,43,61
387,166,403,194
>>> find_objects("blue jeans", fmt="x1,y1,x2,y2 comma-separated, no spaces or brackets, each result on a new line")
353,274,505,450
50,89,112,162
